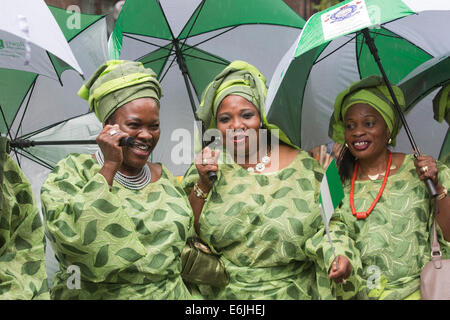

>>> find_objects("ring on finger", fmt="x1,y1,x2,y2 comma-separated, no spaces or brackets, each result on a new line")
421,165,429,174
109,129,118,136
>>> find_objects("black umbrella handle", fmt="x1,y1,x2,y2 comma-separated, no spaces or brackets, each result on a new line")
361,28,438,197
9,139,97,148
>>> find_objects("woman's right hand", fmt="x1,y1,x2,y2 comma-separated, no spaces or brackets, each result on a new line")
194,146,220,192
96,124,129,172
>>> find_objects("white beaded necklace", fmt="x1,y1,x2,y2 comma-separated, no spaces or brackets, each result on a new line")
247,155,271,173
95,150,151,190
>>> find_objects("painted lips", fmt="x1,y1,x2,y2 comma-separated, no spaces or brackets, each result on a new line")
130,141,152,157
352,141,370,151
231,133,248,144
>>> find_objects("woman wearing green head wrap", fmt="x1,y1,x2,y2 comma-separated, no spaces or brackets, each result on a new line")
40,60,194,300
433,83,450,166
329,75,450,300
181,60,362,300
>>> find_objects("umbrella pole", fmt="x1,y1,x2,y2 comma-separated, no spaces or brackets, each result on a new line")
173,40,217,183
361,28,437,197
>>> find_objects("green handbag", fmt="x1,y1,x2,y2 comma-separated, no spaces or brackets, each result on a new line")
180,237,229,287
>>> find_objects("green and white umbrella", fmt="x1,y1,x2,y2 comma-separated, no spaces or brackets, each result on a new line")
109,0,305,175
266,0,450,160
398,55,450,160
0,0,83,81
1,7,108,169
1,7,109,287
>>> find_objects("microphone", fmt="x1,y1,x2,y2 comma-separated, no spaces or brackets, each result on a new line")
206,137,221,184
119,136,135,147
208,169,217,184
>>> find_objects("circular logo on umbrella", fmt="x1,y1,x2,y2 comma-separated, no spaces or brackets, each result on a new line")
330,5,359,23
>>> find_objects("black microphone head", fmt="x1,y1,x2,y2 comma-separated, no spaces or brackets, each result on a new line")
119,136,135,147
208,171,217,184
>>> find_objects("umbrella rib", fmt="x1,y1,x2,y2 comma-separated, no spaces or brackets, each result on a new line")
20,112,95,139
122,34,178,66
314,34,357,65
0,105,15,142
139,52,175,67
123,34,172,51
12,150,21,168
179,0,206,51
14,81,38,140
182,26,239,52
380,26,433,58
367,31,402,39
46,51,64,86
158,55,178,83
14,149,54,170
155,0,178,40
356,31,365,80
181,52,229,66
5,76,37,139
47,5,105,42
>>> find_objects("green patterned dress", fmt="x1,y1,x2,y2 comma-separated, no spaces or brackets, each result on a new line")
0,140,49,299
41,153,194,299
182,150,361,300
441,153,450,167
334,154,450,300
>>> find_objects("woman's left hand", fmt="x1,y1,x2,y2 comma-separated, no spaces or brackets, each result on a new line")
414,155,439,185
329,255,352,284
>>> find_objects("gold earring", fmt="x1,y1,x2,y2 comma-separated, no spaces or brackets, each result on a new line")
345,143,349,148
388,138,392,145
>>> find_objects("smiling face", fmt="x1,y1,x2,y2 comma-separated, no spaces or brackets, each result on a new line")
344,103,390,161
107,97,160,174
216,95,261,159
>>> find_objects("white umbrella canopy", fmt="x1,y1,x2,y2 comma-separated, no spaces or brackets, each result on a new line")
2,8,109,166
109,0,306,176
0,0,83,80
265,0,450,160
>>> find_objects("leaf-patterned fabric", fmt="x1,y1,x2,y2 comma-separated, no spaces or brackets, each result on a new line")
41,153,194,299
0,150,49,299
182,150,362,300
334,154,450,300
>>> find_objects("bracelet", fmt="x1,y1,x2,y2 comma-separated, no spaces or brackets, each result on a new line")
193,182,209,199
437,188,448,201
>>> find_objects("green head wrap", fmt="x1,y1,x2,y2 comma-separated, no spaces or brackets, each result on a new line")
329,75,405,146
196,60,296,148
432,82,450,125
78,60,162,123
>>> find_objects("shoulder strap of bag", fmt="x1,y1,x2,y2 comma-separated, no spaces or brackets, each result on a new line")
431,198,442,268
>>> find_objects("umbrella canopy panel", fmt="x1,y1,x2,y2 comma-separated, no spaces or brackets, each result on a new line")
110,0,306,175
398,55,450,160
399,55,450,111
0,0,83,79
1,7,108,142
